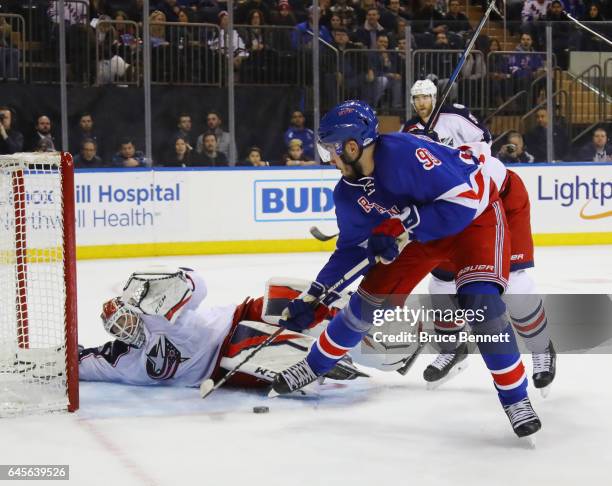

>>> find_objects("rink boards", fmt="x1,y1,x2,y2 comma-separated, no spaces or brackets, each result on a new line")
66,163,611,259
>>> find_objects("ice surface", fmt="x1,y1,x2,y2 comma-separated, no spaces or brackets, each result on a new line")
1,246,611,486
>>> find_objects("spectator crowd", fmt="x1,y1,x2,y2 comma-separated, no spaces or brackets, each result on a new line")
0,0,611,164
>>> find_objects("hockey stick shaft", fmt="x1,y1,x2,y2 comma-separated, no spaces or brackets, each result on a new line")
310,225,339,242
396,341,425,375
200,257,370,398
565,13,612,48
200,327,285,398
424,0,498,132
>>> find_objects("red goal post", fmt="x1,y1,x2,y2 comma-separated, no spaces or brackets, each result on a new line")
0,152,78,416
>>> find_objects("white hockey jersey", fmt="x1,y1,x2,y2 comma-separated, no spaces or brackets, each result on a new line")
401,104,492,148
79,272,236,387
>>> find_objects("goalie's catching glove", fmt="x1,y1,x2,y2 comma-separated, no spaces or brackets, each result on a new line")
367,206,419,265
279,281,340,332
121,269,194,323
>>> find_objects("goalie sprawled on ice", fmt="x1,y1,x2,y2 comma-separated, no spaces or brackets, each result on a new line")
79,267,378,390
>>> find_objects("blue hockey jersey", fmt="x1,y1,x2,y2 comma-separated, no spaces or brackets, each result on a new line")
316,132,492,290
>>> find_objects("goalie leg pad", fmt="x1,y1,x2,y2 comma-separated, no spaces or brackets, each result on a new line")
262,278,310,325
219,320,365,385
262,277,343,326
219,320,313,385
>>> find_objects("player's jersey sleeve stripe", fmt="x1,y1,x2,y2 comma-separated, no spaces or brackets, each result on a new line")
436,167,487,209
435,183,480,209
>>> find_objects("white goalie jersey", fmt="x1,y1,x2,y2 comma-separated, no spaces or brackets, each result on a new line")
79,272,237,387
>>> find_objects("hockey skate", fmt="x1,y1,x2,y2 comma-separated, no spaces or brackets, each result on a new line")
324,355,370,381
532,342,556,398
423,342,469,390
503,397,541,446
268,359,320,397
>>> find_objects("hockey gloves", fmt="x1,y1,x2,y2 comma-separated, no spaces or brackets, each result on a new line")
279,281,340,332
367,206,419,265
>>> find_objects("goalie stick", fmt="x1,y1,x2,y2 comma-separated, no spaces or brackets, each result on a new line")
310,225,339,242
200,257,371,399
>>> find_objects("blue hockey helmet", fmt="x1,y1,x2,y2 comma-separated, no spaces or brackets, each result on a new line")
317,100,379,163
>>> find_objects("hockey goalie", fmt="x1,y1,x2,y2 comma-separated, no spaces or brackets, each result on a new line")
78,267,374,390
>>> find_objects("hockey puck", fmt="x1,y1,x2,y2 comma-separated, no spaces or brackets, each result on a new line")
253,406,269,414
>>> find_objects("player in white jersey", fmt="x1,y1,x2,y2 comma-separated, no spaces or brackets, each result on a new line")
400,79,492,147
401,80,556,394
79,269,366,389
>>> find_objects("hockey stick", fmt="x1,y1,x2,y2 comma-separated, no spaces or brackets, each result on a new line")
424,0,500,133
395,321,426,375
564,12,612,48
396,340,425,375
200,257,371,399
310,225,339,242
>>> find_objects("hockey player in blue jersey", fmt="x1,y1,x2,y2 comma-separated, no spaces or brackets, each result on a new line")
400,79,492,147
270,100,541,439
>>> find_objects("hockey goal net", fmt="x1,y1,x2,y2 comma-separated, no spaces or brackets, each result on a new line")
0,152,78,416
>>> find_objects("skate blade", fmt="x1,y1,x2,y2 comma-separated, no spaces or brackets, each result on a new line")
267,384,318,399
426,360,470,390
539,384,552,398
519,435,537,449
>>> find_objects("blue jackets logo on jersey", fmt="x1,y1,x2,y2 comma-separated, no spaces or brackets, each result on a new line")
146,336,189,380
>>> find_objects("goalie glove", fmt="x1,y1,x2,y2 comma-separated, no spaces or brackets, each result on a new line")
279,281,341,332
121,269,194,323
367,205,419,265
101,297,146,348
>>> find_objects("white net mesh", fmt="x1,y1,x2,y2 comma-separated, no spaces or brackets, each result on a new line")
0,153,71,416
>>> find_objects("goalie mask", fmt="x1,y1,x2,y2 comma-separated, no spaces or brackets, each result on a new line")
101,297,146,348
